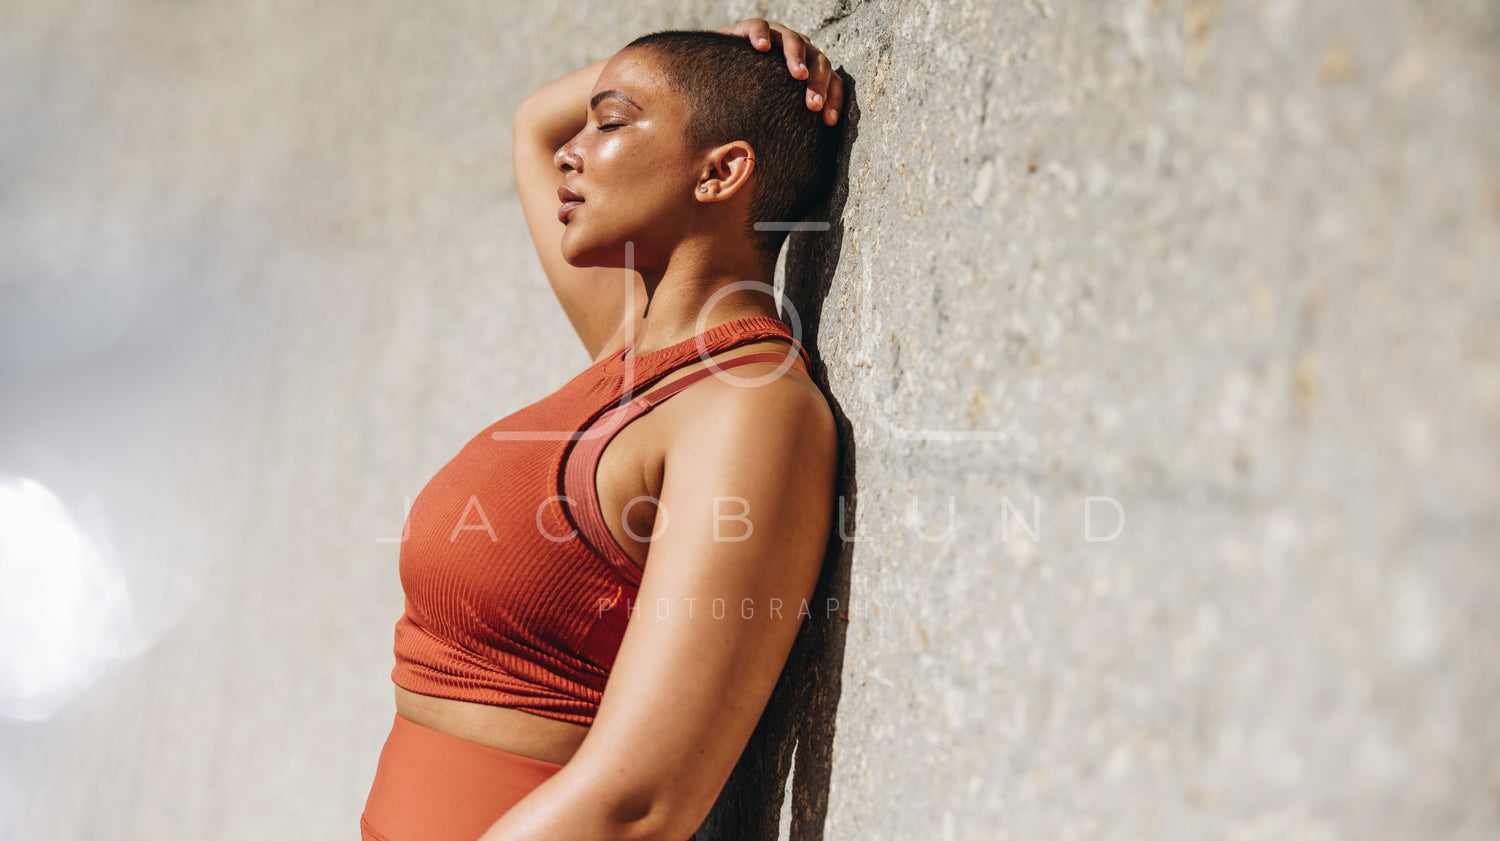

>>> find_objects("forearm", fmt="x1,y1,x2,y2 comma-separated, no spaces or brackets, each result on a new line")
513,56,611,151
477,760,676,841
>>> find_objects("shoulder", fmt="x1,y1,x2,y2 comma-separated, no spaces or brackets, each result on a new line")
669,360,839,481
650,361,839,582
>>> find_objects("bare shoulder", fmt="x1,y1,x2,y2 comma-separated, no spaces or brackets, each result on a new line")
671,361,839,478
566,357,839,841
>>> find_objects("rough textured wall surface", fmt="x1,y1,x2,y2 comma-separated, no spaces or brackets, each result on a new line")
0,1,1495,840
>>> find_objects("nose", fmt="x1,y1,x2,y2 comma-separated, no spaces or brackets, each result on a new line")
554,140,580,173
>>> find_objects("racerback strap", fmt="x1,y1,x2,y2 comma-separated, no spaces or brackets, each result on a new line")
563,348,810,586
633,350,807,407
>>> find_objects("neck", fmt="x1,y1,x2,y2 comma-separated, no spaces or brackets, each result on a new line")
626,242,780,357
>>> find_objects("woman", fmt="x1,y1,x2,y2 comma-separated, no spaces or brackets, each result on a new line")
361,18,847,841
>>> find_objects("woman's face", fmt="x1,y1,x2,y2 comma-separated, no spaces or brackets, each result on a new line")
554,48,703,269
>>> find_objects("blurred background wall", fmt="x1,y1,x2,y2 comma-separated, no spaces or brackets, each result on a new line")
1,1,1496,839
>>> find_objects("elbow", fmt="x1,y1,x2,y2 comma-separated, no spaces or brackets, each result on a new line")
511,96,536,138
512,93,555,144
589,784,705,841
621,803,703,841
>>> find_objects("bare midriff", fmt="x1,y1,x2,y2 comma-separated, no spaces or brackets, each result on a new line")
394,685,590,766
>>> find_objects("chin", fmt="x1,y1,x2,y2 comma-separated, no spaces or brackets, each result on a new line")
559,230,596,267
561,233,639,270
560,241,608,269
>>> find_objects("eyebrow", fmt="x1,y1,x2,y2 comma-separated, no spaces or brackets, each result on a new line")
589,90,643,111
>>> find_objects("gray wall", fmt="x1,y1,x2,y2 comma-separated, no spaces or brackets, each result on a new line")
0,1,1495,839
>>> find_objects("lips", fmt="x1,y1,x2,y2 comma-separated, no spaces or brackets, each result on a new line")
558,186,584,222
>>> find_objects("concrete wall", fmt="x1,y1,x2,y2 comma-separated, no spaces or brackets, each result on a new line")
0,1,1495,839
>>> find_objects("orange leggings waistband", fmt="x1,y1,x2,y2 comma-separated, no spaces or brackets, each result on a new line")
361,712,564,841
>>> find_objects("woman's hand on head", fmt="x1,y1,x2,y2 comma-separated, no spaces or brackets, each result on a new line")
716,19,844,126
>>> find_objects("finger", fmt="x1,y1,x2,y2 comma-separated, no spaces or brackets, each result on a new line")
715,17,761,34
823,70,845,125
764,24,810,80
751,21,774,50
743,18,773,50
803,50,834,111
717,18,772,50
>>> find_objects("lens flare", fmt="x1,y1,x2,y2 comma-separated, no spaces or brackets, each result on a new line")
0,474,146,721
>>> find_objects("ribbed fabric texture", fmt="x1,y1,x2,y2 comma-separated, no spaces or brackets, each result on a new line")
390,316,811,725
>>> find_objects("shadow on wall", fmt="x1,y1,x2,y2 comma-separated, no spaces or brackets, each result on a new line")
696,71,860,841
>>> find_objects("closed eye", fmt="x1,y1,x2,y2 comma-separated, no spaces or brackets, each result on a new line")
598,123,626,131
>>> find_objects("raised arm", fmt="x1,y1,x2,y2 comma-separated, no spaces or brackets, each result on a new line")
512,57,643,364
511,20,845,364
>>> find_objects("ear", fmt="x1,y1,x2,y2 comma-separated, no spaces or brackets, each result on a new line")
694,141,756,203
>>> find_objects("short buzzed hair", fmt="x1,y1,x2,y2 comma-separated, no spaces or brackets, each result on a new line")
623,30,842,263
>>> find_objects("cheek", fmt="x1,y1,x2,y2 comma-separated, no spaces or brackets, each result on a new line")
601,135,689,186
585,137,697,221
607,164,689,216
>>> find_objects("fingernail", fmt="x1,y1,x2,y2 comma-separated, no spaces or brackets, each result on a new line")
827,109,838,122
812,93,823,107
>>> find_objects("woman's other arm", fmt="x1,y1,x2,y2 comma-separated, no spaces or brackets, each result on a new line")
478,375,839,841
513,57,642,364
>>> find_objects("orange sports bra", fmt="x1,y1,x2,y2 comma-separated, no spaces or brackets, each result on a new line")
389,316,811,725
